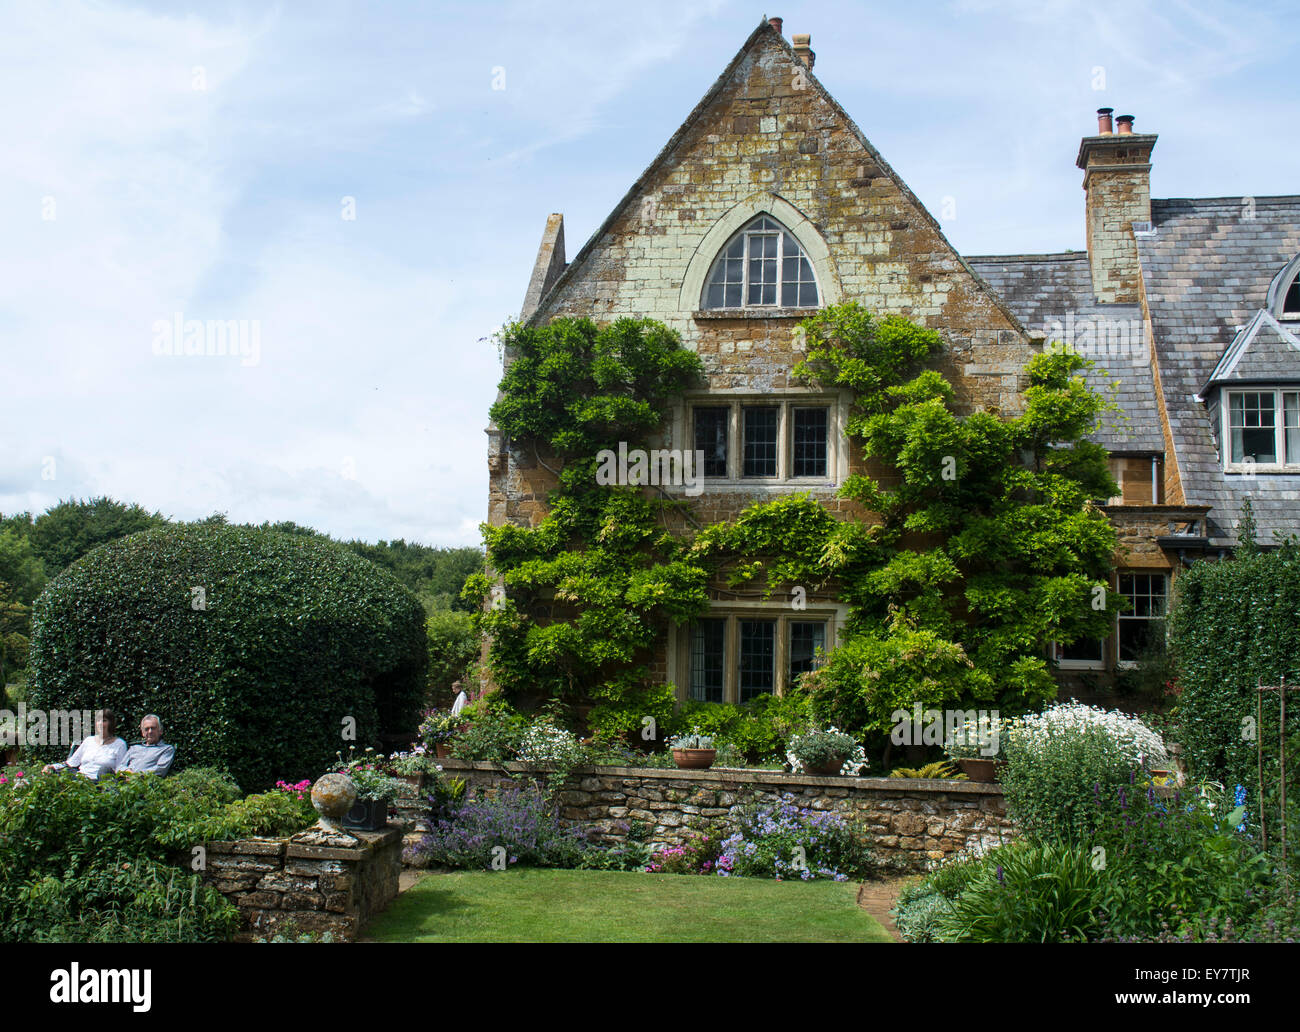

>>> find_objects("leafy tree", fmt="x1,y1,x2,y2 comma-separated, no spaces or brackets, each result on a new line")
426,609,480,702
28,497,168,573
0,528,46,604
0,580,31,692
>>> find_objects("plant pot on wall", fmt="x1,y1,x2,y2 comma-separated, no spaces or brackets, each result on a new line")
342,796,390,831
394,774,424,798
672,748,716,770
805,755,848,776
435,744,450,759
956,758,998,783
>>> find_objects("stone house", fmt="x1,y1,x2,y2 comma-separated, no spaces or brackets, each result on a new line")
487,17,1300,701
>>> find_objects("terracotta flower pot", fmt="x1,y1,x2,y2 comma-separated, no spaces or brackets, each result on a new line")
956,757,998,782
435,744,450,759
395,774,424,796
672,748,716,770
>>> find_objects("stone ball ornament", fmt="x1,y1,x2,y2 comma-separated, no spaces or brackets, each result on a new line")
312,773,358,832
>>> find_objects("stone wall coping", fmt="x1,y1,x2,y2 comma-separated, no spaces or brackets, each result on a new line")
207,825,402,861
206,838,287,857
434,758,1004,795
285,825,402,860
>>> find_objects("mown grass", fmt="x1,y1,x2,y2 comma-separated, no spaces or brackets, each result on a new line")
364,868,893,943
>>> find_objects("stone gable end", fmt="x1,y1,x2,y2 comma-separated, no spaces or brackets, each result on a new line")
530,21,1038,418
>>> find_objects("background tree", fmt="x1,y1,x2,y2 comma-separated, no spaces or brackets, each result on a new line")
26,497,168,574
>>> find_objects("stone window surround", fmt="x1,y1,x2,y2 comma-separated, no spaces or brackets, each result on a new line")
669,389,853,490
699,214,821,311
1220,386,1300,473
678,191,843,317
668,599,850,704
1051,569,1168,672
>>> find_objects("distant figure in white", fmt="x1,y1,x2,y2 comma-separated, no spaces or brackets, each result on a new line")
42,709,127,780
450,681,469,716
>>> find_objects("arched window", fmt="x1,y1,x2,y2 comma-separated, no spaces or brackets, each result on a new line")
701,215,820,310
1267,253,1300,320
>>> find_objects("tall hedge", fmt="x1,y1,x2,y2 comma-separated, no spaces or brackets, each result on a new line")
1168,546,1300,815
28,525,427,790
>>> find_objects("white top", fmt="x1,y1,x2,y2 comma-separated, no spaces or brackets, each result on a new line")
65,735,129,780
451,691,469,715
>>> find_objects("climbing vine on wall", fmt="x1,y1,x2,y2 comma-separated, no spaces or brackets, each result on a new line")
473,305,1121,752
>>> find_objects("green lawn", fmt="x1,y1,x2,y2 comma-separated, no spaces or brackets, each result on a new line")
363,869,893,943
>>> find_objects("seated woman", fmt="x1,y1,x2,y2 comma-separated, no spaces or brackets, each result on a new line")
42,710,128,780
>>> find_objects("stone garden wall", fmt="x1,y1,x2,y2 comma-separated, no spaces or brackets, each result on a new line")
201,825,403,941
395,760,1014,873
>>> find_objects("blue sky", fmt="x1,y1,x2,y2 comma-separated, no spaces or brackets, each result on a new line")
2,0,1295,546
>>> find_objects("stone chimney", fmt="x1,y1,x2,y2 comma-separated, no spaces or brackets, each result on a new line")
791,33,815,68
1076,110,1156,303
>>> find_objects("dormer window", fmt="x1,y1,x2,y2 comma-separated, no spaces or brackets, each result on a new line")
701,215,820,310
1267,253,1300,321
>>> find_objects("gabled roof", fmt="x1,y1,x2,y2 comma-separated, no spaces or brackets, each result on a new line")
1198,309,1300,398
1136,195,1300,545
528,18,1028,337
967,251,1163,453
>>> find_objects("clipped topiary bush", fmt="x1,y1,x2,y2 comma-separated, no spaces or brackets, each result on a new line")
28,524,427,790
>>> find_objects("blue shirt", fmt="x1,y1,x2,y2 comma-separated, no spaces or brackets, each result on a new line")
125,742,175,776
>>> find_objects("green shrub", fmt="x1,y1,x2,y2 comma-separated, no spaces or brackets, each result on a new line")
938,839,1105,943
28,523,427,791
924,849,994,899
675,693,812,762
891,883,953,943
1091,782,1271,940
15,857,238,943
448,694,526,761
198,791,317,841
164,765,243,805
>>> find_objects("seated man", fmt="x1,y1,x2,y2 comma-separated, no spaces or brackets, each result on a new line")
125,713,175,776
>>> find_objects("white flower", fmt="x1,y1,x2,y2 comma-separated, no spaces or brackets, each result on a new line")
1003,701,1167,766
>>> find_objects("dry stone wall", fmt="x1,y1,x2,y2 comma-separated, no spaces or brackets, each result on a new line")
201,825,403,941
396,760,1014,873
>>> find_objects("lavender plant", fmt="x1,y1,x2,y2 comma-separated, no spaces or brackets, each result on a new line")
407,785,587,870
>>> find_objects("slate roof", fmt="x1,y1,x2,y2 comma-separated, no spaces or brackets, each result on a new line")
1136,195,1300,546
966,252,1164,453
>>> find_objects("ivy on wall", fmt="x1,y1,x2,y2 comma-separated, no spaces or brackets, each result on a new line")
474,305,1120,752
